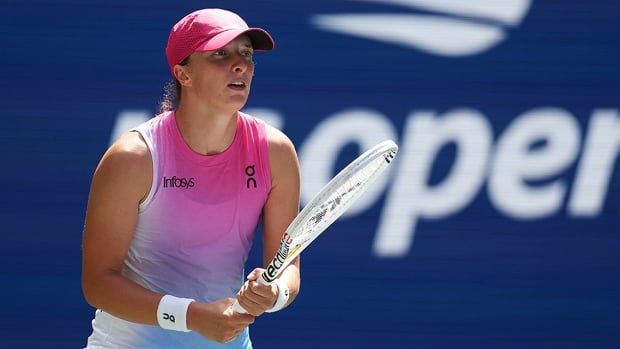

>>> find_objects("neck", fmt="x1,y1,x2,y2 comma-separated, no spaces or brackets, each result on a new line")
175,101,238,156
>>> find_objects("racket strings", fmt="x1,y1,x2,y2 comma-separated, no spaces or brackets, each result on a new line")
294,156,385,245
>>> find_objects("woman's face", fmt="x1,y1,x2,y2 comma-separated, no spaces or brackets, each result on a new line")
182,35,255,114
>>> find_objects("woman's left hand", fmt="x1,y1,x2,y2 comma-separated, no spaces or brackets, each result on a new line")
236,268,279,316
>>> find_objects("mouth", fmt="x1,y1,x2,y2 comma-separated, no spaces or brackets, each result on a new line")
228,81,247,91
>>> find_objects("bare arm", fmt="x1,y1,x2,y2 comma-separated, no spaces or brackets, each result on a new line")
81,131,253,343
237,126,301,315
81,131,160,324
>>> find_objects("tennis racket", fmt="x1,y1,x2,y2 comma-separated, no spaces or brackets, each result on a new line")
232,140,398,313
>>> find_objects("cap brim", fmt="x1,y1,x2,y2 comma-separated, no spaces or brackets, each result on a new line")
197,28,275,52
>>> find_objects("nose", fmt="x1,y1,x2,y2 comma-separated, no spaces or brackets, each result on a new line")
232,53,253,74
233,57,249,74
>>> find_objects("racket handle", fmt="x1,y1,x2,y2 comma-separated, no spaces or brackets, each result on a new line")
231,300,248,314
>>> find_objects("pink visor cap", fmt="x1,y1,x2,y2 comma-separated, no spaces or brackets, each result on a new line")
165,9,275,75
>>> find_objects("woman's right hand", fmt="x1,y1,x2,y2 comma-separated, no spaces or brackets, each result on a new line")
187,298,255,344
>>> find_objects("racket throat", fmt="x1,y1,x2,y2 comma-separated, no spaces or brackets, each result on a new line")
262,232,293,283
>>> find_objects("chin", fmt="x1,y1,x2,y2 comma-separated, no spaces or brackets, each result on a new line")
229,96,248,109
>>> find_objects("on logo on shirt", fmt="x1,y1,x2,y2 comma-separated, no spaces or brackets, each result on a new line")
245,165,257,189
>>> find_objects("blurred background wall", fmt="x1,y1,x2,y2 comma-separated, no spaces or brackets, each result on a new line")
1,0,618,347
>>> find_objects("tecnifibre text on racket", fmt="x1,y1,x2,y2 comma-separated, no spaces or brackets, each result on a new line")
232,140,398,313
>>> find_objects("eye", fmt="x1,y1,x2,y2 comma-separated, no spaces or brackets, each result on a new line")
242,50,254,58
213,50,226,56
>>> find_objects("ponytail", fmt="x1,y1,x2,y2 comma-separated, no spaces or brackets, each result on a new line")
157,56,190,114
157,79,181,114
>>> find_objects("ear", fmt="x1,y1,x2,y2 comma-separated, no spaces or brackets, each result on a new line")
173,65,192,87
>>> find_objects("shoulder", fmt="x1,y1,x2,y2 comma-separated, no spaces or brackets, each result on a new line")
265,125,297,163
101,131,151,169
264,125,300,188
92,131,152,201
265,124,299,175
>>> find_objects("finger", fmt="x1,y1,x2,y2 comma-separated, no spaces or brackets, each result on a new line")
230,312,255,326
228,325,249,342
238,314,255,325
237,281,255,300
242,285,273,307
249,281,274,297
239,281,261,299
242,280,253,291
238,295,263,315
238,283,262,304
246,268,263,281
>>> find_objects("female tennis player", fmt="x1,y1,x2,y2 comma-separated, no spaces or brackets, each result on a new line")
82,8,301,348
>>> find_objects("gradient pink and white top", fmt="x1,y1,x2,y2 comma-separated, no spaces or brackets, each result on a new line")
87,111,270,348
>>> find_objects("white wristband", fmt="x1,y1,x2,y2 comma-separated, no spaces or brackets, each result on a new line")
157,295,195,332
266,278,290,313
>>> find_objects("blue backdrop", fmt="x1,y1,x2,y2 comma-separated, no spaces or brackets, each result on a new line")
1,1,618,348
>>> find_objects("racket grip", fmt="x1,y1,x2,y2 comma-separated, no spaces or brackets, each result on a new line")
231,300,248,314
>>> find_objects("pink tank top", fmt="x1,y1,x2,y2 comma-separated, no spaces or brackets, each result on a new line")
87,111,264,348
125,110,271,302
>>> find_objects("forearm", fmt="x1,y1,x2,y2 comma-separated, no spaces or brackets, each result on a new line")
82,269,162,326
277,258,301,307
